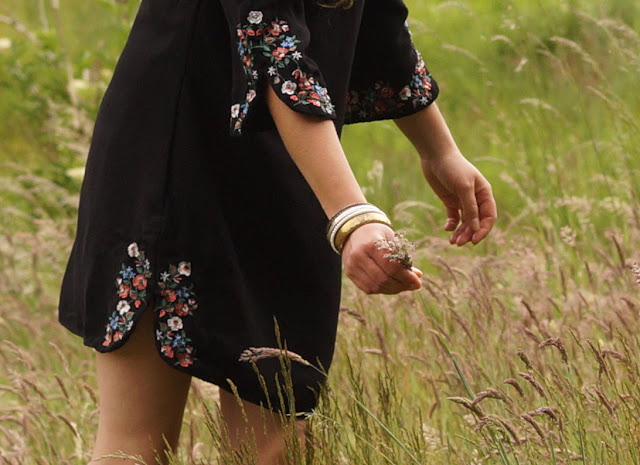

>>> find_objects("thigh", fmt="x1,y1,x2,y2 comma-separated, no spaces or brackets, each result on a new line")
92,298,192,464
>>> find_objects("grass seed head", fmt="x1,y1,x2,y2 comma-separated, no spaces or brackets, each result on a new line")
516,349,533,370
374,230,416,269
471,388,509,407
601,348,628,364
517,372,547,398
504,378,525,397
593,388,615,415
587,340,609,379
539,337,569,364
631,262,640,288
448,396,486,418
238,347,312,367
519,413,546,441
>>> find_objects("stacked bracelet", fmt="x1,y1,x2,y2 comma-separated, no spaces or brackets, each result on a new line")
326,203,393,254
334,212,392,253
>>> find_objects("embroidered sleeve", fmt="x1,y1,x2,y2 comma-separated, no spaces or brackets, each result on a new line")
222,2,337,136
344,0,439,124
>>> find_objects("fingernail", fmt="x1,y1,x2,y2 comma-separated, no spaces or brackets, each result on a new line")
411,267,423,277
472,219,480,231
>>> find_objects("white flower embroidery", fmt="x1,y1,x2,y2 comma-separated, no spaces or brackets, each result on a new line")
127,242,140,258
415,52,426,72
324,102,336,114
400,86,412,101
167,316,183,331
247,10,263,24
281,80,297,95
159,271,171,282
246,89,257,102
177,261,191,276
117,300,130,315
231,104,240,118
251,70,259,79
291,51,303,60
267,66,277,76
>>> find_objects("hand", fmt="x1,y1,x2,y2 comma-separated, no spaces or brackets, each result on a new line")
420,151,497,246
341,223,422,295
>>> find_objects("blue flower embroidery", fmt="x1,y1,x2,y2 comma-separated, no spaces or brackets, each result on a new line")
120,266,135,280
230,12,335,135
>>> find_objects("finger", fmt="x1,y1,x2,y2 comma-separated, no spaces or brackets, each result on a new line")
367,245,405,276
471,226,491,245
378,283,407,295
449,223,466,245
471,185,497,245
459,181,480,232
352,254,407,294
444,206,460,231
346,264,379,295
471,216,496,244
456,224,474,246
368,246,421,290
471,210,496,244
387,268,421,291
367,255,418,293
376,270,422,294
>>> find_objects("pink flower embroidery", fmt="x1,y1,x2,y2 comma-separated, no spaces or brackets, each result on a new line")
155,260,199,367
132,274,147,290
230,15,335,135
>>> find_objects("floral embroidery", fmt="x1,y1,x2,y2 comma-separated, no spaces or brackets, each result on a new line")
154,260,198,368
344,50,437,124
231,10,336,135
103,242,153,347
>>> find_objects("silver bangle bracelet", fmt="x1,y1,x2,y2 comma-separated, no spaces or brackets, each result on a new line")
326,204,389,254
328,205,381,243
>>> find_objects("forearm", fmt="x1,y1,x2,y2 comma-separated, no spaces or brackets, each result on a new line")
393,102,460,160
265,86,366,218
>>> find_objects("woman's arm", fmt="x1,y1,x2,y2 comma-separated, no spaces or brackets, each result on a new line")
265,86,421,295
394,103,497,246
265,93,365,219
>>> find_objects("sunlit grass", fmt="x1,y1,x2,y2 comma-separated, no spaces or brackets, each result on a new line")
1,0,640,463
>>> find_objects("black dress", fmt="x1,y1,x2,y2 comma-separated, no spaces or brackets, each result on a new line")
57,0,438,414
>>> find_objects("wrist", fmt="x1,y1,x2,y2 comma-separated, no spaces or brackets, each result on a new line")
325,194,368,220
334,212,392,254
418,146,461,162
325,203,392,254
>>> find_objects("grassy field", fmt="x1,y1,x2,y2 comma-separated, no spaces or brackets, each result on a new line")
1,0,640,463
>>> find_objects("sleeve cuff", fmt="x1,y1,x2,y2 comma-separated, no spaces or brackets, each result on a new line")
344,50,439,125
230,10,336,136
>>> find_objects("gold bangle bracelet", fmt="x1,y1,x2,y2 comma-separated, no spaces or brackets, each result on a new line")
334,212,393,254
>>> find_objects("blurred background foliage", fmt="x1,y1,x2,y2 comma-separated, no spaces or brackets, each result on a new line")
2,0,640,463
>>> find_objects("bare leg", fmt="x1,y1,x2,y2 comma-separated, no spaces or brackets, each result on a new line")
91,301,192,464
218,388,307,465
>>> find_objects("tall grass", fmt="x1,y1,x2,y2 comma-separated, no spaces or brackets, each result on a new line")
1,0,640,463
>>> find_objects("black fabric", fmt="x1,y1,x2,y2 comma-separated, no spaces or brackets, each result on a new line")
58,0,438,414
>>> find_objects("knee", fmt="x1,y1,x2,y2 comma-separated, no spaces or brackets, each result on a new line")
92,427,180,465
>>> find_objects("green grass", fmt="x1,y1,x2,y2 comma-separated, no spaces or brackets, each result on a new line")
1,0,640,463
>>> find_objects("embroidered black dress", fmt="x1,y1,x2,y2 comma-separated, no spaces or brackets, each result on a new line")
58,0,438,414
